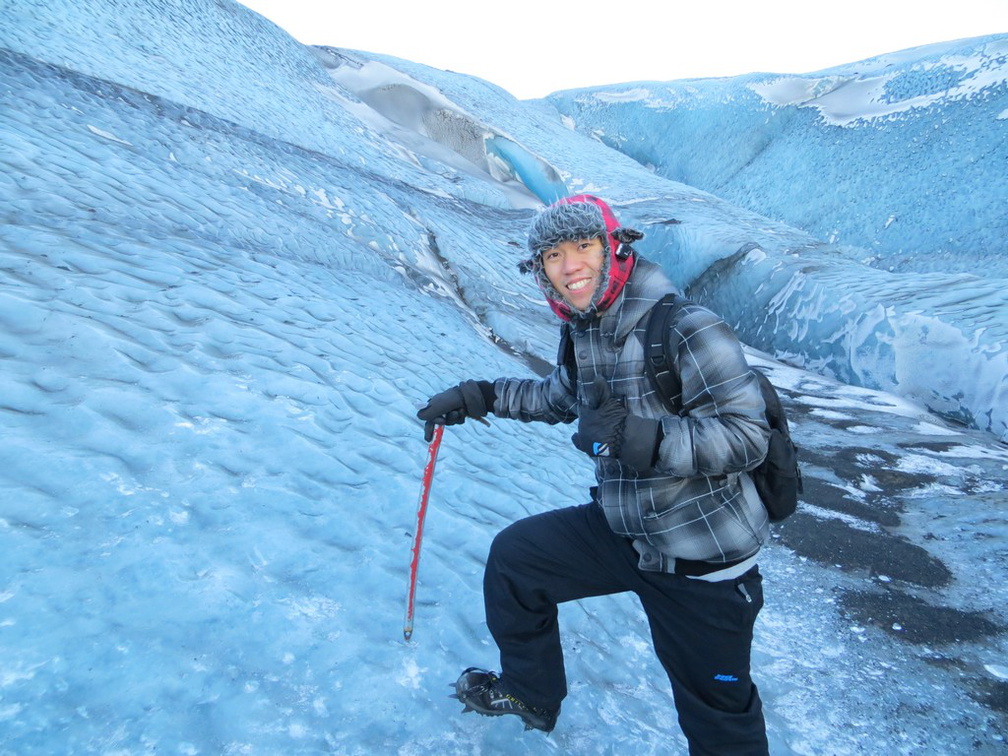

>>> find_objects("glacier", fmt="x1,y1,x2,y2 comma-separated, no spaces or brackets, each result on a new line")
544,35,1008,440
1,0,1006,753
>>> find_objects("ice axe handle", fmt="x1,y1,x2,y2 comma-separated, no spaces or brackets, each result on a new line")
403,424,444,641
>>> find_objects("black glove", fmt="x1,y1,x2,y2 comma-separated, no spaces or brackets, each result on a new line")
417,380,495,442
571,376,662,470
571,376,627,457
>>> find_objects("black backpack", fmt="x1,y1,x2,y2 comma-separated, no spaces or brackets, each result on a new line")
560,293,802,522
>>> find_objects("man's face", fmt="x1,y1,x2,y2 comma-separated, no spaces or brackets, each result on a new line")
542,237,606,311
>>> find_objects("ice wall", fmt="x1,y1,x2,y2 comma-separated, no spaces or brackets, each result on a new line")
688,245,1008,440
541,36,1008,439
544,35,1008,277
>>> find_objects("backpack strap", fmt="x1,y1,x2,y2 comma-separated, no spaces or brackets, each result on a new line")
557,322,578,394
643,293,687,414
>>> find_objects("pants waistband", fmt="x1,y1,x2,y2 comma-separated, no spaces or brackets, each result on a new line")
672,555,751,577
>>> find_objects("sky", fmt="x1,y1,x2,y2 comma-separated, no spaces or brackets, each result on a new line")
236,0,1008,99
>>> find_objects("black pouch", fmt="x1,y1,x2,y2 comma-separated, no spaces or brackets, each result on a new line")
750,428,800,522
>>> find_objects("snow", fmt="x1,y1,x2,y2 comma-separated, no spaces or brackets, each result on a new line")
749,38,1008,126
1,1,1006,753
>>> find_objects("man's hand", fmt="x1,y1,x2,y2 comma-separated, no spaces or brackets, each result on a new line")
417,380,494,442
571,376,662,469
571,376,626,457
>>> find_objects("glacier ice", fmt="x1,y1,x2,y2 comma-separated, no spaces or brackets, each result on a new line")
1,2,1007,753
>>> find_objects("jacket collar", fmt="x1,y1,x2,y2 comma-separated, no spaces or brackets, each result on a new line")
588,258,676,343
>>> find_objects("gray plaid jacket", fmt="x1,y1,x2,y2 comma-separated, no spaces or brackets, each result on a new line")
494,258,770,572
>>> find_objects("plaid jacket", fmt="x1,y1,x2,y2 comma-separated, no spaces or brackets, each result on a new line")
494,258,770,572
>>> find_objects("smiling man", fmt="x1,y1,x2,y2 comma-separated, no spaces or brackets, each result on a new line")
417,194,772,753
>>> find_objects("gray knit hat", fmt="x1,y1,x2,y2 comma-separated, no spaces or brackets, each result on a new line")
526,201,609,257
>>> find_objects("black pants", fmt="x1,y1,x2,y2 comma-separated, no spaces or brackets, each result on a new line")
483,502,768,756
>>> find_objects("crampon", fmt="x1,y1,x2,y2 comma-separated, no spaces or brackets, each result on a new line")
450,667,559,733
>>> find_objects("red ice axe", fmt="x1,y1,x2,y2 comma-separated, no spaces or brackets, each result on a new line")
403,423,444,641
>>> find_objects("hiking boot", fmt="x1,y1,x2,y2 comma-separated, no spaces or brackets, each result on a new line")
452,667,559,732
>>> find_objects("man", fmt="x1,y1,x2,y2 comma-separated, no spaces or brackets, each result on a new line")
417,195,771,754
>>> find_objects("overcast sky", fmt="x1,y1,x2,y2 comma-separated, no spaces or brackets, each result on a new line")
237,0,1008,99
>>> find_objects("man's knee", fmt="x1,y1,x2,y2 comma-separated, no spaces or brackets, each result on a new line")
488,515,542,570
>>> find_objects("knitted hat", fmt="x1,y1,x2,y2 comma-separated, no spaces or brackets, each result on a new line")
520,195,642,322
526,201,609,257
